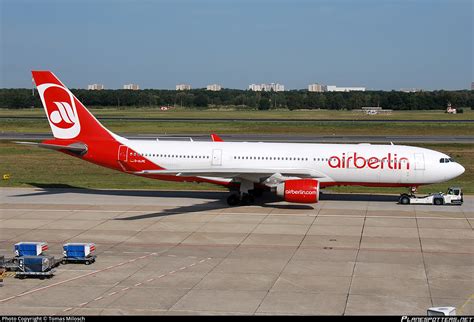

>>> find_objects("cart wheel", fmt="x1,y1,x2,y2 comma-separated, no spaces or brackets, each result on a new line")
61,260,67,265
85,260,91,265
39,276,45,280
399,195,410,205
434,198,443,205
18,275,25,280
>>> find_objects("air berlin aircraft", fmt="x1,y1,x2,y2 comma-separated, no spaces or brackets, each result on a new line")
27,71,465,206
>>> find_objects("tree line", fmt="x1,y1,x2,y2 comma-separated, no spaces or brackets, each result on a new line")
0,88,472,110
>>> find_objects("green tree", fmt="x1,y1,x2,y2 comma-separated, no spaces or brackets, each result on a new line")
194,94,209,107
258,97,271,110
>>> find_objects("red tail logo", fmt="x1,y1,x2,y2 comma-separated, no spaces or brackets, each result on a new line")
44,86,77,128
37,83,81,139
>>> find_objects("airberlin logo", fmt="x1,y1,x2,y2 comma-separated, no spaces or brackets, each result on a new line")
49,101,77,128
37,83,81,139
328,152,410,170
285,189,317,195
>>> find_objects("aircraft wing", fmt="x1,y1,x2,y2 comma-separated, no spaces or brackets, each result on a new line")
135,168,326,179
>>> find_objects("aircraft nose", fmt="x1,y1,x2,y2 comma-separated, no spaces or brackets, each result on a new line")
453,163,465,178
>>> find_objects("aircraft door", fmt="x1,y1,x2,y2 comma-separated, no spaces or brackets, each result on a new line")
414,153,425,170
413,153,425,183
118,145,128,162
212,149,222,166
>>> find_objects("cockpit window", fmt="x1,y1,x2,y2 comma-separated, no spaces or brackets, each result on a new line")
449,158,455,162
439,158,452,163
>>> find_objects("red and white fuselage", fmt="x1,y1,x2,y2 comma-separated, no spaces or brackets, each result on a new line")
119,139,464,187
29,71,465,205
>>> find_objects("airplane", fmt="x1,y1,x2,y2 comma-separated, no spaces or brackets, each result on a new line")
25,71,465,206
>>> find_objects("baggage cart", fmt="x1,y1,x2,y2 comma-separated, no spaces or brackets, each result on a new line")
16,256,56,279
62,243,96,265
14,242,48,257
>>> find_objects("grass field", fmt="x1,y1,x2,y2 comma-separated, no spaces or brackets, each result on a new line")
1,142,472,194
1,107,473,120
1,118,472,136
1,108,472,136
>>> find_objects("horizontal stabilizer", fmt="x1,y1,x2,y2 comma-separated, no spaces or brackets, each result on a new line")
15,141,88,155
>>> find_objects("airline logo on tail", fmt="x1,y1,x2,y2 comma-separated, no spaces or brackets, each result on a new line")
37,83,81,139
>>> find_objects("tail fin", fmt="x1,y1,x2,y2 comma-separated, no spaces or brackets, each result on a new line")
32,71,119,142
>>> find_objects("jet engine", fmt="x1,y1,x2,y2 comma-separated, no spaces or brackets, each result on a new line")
275,179,319,203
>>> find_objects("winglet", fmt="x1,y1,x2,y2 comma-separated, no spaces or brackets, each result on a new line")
211,134,224,142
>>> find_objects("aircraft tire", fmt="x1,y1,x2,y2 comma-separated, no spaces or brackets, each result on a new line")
241,194,255,205
227,193,240,206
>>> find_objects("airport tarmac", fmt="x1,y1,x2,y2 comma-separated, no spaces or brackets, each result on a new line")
0,187,473,315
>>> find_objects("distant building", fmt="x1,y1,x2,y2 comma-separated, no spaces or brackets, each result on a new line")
176,84,191,91
123,84,139,90
326,85,365,92
308,84,323,92
400,88,423,93
471,82,474,90
249,83,284,92
206,84,222,91
248,84,262,91
87,84,104,90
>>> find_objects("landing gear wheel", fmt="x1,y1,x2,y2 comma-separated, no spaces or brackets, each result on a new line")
249,188,264,198
241,194,255,205
227,193,240,206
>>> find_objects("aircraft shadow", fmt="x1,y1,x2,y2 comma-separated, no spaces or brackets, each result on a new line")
14,183,399,220
15,183,228,200
320,192,399,202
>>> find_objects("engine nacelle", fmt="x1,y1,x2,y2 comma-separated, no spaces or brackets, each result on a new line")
276,179,319,203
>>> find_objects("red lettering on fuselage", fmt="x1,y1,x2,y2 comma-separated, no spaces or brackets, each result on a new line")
328,153,410,170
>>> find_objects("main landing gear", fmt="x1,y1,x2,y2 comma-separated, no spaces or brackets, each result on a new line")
226,190,261,206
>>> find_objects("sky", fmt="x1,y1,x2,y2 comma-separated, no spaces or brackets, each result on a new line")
0,0,472,90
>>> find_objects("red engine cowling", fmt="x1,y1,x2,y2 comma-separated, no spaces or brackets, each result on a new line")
276,179,319,203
